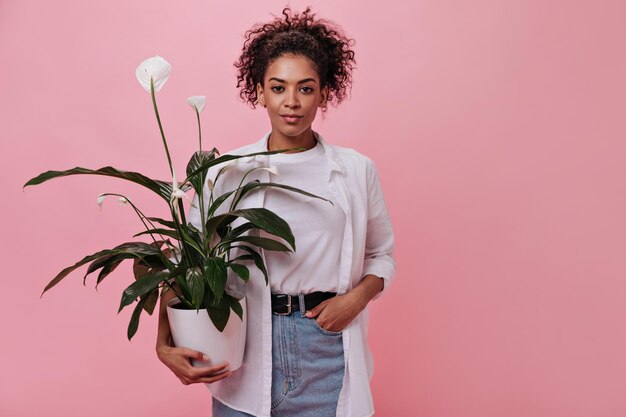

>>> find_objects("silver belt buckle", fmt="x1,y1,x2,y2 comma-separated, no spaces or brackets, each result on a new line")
273,294,292,315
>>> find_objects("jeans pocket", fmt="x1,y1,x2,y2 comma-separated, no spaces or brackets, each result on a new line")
311,318,343,336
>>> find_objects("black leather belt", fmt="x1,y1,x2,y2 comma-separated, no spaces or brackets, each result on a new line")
271,291,337,315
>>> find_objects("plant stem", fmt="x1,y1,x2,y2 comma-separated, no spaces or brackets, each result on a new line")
170,205,194,267
150,78,174,177
198,181,209,255
196,108,202,151
161,279,181,299
229,166,263,211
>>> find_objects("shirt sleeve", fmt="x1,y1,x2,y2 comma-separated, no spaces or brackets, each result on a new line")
362,157,396,301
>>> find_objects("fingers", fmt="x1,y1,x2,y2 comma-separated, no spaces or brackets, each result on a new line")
190,361,230,377
179,347,210,361
305,299,328,318
178,361,233,385
163,346,234,385
195,369,233,384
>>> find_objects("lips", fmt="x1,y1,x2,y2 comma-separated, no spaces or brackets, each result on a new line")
281,115,302,123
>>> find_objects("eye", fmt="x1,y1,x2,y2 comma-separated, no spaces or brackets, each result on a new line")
270,86,284,93
301,86,314,93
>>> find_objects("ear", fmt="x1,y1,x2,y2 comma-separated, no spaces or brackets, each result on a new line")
319,85,329,107
257,82,265,107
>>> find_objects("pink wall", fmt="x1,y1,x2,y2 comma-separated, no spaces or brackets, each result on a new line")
3,0,626,416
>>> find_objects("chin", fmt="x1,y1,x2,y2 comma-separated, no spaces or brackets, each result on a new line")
275,125,311,137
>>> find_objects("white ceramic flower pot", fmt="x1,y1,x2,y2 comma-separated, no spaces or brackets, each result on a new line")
166,296,247,371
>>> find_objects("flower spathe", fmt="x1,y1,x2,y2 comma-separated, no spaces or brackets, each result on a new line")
135,56,172,92
248,165,279,177
96,194,106,209
187,96,206,113
96,193,131,209
264,166,279,176
170,169,196,217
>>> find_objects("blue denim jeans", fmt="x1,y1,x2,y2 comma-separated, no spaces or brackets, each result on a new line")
212,296,345,417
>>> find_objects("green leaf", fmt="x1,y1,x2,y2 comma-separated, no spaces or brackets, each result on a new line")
220,235,291,252
131,241,171,278
204,213,238,241
109,242,166,257
227,254,254,264
227,208,295,251
206,296,230,332
86,253,120,276
87,250,168,291
140,288,160,315
226,222,256,239
225,293,244,321
129,240,172,299
229,263,249,281
179,226,206,257
42,248,127,296
95,259,123,288
118,270,168,313
231,245,268,285
186,149,217,177
85,253,131,287
207,187,239,218
23,166,181,202
262,182,334,204
87,241,166,287
184,148,306,185
187,222,201,234
232,182,333,212
146,217,178,229
132,228,205,259
186,149,217,195
203,257,227,303
133,228,180,240
186,267,205,307
127,296,149,341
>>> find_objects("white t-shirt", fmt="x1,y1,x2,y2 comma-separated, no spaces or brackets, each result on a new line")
260,139,345,294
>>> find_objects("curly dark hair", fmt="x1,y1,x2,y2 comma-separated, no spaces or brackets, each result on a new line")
234,6,357,116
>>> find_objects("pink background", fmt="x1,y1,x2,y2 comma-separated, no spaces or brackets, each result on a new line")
2,0,626,416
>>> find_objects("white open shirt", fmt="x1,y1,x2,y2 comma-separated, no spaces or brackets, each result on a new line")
187,130,396,417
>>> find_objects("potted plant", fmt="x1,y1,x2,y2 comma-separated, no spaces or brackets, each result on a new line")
23,55,330,370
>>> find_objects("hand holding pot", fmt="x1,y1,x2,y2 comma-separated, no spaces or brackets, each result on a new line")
157,345,232,385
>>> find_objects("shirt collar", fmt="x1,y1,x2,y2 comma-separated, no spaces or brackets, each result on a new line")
251,130,346,177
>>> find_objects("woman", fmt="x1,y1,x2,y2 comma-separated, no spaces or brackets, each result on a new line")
156,7,396,417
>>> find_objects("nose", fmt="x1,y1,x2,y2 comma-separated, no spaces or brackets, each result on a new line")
284,88,300,108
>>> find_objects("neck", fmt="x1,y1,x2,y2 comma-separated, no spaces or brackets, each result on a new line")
267,128,317,153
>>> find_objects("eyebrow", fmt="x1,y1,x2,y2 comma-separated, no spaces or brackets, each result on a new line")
268,77,317,84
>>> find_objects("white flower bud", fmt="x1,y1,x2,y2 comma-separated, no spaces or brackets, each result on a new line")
135,56,172,92
186,96,206,113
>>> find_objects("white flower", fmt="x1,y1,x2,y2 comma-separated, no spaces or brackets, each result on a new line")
187,96,206,113
97,194,131,210
135,56,172,92
218,159,238,176
170,170,197,216
96,194,106,209
265,165,279,176
248,165,279,177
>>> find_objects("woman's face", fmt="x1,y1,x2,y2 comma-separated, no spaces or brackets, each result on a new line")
257,53,327,143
